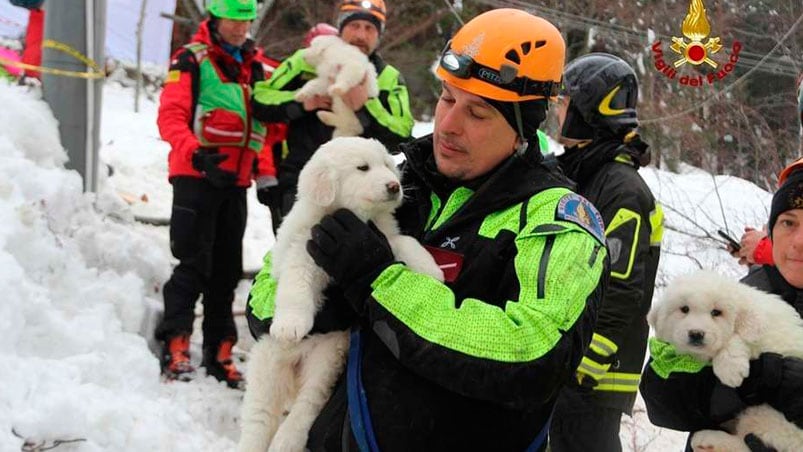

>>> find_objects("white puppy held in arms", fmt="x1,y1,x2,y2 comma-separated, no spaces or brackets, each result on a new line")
294,35,379,138
238,137,443,452
649,270,803,452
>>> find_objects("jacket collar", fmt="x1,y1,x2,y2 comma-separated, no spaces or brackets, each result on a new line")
400,134,571,229
191,20,256,62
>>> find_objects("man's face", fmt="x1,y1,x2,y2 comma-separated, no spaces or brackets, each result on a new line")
772,209,803,288
340,19,379,55
554,95,588,148
432,82,518,181
217,18,251,47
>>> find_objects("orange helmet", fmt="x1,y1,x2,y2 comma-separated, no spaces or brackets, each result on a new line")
337,0,386,34
436,9,565,102
779,157,803,187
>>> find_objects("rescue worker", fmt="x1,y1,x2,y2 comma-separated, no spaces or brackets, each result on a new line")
250,0,413,228
155,0,281,388
247,9,608,451
549,53,662,452
641,159,803,451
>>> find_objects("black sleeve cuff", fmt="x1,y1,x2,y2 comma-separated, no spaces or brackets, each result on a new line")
356,107,372,130
285,101,307,121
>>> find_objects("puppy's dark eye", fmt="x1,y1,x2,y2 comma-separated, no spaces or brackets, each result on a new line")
711,309,722,317
357,164,369,172
680,306,689,314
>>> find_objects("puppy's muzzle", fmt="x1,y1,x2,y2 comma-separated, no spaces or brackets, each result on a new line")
687,330,706,346
384,181,401,201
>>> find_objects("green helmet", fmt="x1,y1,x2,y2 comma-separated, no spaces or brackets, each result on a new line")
207,0,257,21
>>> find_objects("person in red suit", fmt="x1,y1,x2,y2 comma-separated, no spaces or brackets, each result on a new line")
155,0,281,388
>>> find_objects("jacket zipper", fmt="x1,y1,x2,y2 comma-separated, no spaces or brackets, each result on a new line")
237,81,251,180
537,236,555,299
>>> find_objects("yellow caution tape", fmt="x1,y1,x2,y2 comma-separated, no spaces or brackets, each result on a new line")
0,38,104,79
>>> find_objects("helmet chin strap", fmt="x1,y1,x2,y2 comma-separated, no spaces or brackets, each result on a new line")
513,103,529,156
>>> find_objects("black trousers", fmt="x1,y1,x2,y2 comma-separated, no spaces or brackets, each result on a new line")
155,176,247,349
549,387,624,452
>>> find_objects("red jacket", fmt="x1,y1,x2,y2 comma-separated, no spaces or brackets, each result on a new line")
21,8,43,79
158,20,282,187
753,236,774,265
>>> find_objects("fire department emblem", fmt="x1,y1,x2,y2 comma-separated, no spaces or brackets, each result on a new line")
669,0,722,68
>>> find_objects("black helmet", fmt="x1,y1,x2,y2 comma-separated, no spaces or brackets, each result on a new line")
560,53,638,140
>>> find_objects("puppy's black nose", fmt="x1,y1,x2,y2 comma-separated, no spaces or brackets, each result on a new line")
688,330,705,345
386,181,400,195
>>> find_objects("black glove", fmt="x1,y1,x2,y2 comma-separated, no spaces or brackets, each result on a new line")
191,148,237,188
306,209,395,314
744,433,777,452
738,352,803,428
256,185,278,208
709,382,747,423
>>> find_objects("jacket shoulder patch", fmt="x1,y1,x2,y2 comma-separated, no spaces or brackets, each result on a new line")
555,193,605,244
166,70,180,84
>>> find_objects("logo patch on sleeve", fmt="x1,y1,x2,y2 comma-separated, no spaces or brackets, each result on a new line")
555,193,606,244
166,70,180,83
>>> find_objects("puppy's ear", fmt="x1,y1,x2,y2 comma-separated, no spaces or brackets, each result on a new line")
298,159,337,207
734,304,763,344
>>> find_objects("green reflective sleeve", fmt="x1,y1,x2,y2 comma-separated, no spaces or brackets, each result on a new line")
363,66,414,138
253,50,313,108
369,221,605,363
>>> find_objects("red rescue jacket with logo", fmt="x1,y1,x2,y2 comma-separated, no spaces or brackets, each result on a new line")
158,20,283,187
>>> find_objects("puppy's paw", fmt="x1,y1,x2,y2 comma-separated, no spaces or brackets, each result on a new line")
404,253,444,282
316,110,338,127
269,312,313,342
328,84,346,97
691,430,750,452
713,355,750,388
390,236,445,282
317,111,363,137
267,426,306,452
293,92,309,102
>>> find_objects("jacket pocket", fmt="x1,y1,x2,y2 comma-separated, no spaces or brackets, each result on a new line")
198,108,246,146
170,205,198,259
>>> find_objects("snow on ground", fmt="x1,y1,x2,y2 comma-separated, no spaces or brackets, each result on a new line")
0,79,773,451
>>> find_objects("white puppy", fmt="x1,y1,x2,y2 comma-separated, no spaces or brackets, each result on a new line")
238,137,443,452
649,270,803,452
294,35,379,138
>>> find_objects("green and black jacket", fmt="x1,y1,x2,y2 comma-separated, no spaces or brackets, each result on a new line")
641,265,803,435
558,139,663,413
250,49,413,190
248,135,607,451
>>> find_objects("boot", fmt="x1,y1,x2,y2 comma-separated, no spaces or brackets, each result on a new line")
202,338,244,389
161,334,195,382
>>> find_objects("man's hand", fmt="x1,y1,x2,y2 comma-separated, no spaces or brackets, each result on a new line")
306,209,395,313
342,77,371,111
191,148,237,188
302,94,333,112
736,227,768,266
255,176,278,207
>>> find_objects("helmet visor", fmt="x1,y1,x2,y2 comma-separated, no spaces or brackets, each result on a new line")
439,41,560,99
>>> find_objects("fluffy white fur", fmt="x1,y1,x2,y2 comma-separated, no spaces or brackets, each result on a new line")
294,35,379,138
649,270,803,452
238,137,443,452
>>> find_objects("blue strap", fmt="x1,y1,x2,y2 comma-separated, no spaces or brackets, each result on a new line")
524,414,552,452
347,330,380,452
348,329,550,452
